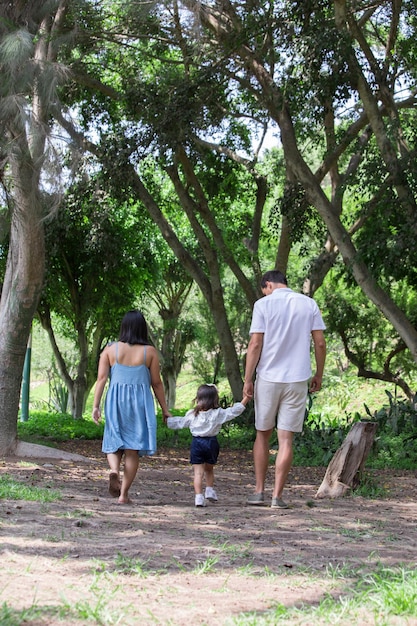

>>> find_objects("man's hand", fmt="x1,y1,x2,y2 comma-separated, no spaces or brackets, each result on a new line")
243,380,254,399
309,375,322,393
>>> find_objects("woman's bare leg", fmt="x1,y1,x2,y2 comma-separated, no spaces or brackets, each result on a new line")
107,451,122,497
119,449,139,503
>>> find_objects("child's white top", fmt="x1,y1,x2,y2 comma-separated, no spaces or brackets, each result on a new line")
167,402,246,437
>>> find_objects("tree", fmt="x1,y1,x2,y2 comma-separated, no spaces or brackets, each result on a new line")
177,0,417,364
54,7,270,398
38,171,158,418
319,271,417,399
0,1,73,453
143,253,195,409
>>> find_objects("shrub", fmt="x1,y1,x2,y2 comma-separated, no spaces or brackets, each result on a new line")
18,411,104,442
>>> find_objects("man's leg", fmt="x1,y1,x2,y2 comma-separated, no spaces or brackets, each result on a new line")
253,428,273,493
272,429,294,499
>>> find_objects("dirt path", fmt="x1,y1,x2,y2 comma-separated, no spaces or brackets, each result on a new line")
1,441,416,625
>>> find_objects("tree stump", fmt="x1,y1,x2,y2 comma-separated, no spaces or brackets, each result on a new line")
315,421,377,499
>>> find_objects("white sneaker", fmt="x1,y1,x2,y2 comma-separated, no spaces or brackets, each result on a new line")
195,494,206,507
205,487,218,502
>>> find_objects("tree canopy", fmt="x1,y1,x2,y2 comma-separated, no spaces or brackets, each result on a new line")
1,0,417,453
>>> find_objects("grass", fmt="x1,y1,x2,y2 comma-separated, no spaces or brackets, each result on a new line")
0,474,61,502
228,566,417,625
1,565,416,625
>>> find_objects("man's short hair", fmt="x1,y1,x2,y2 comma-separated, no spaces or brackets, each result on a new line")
260,270,287,288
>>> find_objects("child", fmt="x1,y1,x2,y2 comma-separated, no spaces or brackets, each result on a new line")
166,384,249,507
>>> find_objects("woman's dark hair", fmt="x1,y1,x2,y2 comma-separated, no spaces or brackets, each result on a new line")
194,384,219,415
260,269,287,288
118,310,149,345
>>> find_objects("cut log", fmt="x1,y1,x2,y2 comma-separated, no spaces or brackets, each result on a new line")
315,421,377,499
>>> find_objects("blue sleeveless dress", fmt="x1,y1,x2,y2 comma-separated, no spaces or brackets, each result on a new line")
102,343,157,456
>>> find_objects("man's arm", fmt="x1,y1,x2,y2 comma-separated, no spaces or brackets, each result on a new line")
310,329,326,392
243,332,264,398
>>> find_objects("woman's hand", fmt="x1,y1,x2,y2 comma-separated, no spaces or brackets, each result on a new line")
92,407,101,424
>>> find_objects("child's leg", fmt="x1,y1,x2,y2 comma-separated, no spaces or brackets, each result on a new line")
193,464,205,494
204,463,215,488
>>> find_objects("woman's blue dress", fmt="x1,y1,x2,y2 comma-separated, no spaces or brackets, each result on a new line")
102,344,157,456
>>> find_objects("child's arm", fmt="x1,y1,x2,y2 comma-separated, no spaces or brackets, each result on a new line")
166,411,193,430
216,400,248,426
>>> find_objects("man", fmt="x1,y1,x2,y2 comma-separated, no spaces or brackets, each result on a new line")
243,270,326,508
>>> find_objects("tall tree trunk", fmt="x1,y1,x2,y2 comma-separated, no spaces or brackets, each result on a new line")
277,106,417,362
38,306,95,418
128,167,244,400
0,163,45,454
0,1,69,453
162,370,177,410
69,377,88,419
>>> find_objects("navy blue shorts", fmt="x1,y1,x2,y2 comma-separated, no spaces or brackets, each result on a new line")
190,436,220,465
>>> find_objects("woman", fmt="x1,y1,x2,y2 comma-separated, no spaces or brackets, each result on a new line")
92,310,171,504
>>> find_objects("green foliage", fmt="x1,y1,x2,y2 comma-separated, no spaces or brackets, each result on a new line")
218,423,256,450
42,172,155,343
17,411,104,442
48,377,70,414
293,410,357,466
365,390,417,435
364,390,417,469
16,382,417,471
316,275,417,400
352,472,388,499
293,388,417,470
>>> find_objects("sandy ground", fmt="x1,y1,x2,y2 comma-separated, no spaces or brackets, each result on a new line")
1,441,416,625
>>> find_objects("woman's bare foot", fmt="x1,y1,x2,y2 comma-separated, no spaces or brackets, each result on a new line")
117,496,132,505
109,472,121,497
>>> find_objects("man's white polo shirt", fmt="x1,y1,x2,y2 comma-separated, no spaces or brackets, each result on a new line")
249,288,326,383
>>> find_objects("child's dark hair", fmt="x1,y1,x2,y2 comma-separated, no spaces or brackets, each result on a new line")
194,384,219,415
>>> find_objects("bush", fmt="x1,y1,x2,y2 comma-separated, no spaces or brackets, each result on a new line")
18,411,104,442
17,390,417,470
293,410,357,466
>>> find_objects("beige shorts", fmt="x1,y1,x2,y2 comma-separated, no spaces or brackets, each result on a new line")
254,376,308,432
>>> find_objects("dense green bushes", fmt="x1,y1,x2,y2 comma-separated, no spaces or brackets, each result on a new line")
18,411,104,443
18,391,417,469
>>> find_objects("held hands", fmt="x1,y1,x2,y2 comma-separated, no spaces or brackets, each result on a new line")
243,380,254,400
